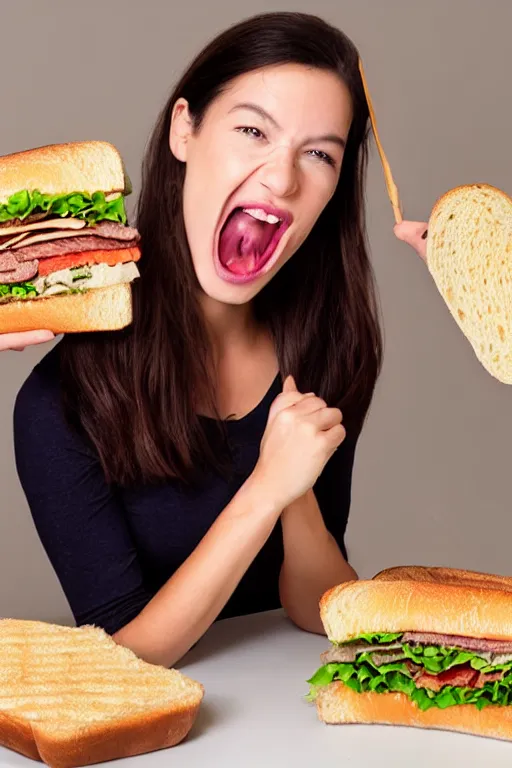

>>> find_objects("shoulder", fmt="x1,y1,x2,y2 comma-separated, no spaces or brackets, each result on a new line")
14,343,63,425
13,341,92,459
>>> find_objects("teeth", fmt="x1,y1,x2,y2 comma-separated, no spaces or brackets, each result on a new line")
242,208,282,225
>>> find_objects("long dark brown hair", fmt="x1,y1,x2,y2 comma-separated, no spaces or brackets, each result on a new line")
59,11,383,487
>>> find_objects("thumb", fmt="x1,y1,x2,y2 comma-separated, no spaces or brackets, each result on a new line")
394,221,428,263
282,374,298,393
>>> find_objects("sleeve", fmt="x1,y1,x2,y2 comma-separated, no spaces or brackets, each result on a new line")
312,427,359,561
12,353,153,635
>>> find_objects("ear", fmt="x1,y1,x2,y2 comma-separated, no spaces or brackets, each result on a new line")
169,98,193,162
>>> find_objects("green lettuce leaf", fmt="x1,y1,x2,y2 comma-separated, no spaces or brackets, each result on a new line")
0,281,88,301
0,190,127,224
306,661,512,710
0,282,37,299
401,644,512,675
340,632,403,645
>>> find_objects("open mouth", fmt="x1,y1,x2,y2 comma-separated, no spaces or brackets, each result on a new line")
214,203,292,284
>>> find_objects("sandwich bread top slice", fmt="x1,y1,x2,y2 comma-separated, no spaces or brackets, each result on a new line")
320,564,512,643
0,140,131,206
0,618,204,768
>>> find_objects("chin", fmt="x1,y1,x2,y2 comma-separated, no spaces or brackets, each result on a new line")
197,274,265,306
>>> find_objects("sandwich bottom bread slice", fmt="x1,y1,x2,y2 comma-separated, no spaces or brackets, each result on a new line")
0,282,133,334
308,565,512,740
0,618,204,768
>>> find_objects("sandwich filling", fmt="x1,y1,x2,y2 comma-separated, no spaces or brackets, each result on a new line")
308,631,512,711
0,189,140,301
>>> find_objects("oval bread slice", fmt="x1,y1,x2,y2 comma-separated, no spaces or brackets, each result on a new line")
426,183,512,383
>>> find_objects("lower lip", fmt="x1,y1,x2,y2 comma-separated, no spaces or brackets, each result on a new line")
213,218,290,285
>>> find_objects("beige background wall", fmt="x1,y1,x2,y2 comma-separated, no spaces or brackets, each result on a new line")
1,0,510,624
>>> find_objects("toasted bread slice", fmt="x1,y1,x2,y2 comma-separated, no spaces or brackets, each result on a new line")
426,183,512,384
0,618,204,768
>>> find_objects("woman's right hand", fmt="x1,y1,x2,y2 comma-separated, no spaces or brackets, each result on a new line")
252,375,346,510
0,330,55,352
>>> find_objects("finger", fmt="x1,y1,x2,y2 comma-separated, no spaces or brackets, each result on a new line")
324,423,347,451
292,395,329,416
309,407,343,431
282,374,298,394
0,330,55,352
268,390,308,421
394,221,428,262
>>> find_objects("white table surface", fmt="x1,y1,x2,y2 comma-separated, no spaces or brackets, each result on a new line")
1,609,512,768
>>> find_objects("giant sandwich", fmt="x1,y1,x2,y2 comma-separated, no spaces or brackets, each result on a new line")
0,140,141,333
308,565,512,741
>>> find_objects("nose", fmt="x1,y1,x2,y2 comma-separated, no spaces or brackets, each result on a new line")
259,146,299,199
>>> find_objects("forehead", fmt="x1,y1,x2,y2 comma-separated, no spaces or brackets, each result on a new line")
213,63,353,136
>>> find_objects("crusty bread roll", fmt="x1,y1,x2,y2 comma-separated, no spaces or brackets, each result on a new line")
316,682,512,741
0,284,133,334
0,141,131,204
426,183,512,384
320,567,512,643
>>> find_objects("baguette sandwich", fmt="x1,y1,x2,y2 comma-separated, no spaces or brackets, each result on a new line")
0,618,204,768
308,565,512,741
426,184,512,384
0,140,141,334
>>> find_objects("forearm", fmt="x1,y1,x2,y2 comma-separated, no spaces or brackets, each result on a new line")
279,489,357,634
113,476,280,667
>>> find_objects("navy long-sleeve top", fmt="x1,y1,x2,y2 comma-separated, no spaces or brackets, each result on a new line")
13,345,357,636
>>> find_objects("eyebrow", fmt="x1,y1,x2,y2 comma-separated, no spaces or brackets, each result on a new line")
228,102,347,150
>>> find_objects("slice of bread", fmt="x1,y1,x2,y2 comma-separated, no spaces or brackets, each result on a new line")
426,183,512,383
0,283,133,334
0,141,131,204
0,618,204,768
315,681,512,741
319,565,512,644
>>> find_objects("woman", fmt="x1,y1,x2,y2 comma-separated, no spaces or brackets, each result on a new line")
10,12,427,667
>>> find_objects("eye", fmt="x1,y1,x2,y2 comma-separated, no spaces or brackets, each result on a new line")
307,149,336,167
236,126,266,140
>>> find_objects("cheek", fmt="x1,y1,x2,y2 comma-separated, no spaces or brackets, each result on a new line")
298,175,337,234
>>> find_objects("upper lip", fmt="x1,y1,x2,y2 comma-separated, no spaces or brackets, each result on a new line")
217,200,294,236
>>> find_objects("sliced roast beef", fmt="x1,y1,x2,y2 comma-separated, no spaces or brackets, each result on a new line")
402,632,512,654
0,212,48,228
0,252,21,272
320,642,403,664
0,260,38,283
415,666,479,692
475,670,505,688
89,222,140,240
13,234,139,262
370,651,408,666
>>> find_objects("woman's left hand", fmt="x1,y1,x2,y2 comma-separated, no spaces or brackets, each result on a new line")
394,221,429,262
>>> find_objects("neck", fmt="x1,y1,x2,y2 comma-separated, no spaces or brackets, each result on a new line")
199,293,260,356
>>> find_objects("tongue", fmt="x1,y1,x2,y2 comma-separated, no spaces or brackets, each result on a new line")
218,210,278,275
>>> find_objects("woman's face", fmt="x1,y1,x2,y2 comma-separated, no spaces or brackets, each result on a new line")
170,63,353,305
